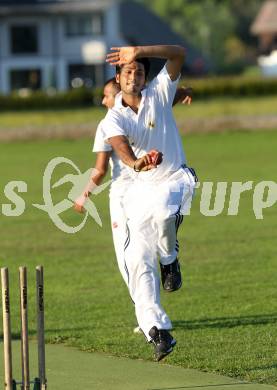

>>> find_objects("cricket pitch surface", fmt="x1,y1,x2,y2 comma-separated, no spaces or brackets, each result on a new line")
0,341,276,390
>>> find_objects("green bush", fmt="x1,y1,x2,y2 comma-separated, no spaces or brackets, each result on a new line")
182,76,277,98
93,86,104,107
0,88,94,111
1,76,277,111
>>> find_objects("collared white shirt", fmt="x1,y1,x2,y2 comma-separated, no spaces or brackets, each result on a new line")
101,65,186,182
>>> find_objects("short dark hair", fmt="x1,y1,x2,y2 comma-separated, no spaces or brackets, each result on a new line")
116,58,150,79
104,77,117,88
103,77,120,92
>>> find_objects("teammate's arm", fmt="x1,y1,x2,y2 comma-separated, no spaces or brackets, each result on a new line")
92,151,111,186
173,87,193,106
106,45,185,81
74,151,111,213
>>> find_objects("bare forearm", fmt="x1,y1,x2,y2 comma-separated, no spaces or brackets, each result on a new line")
92,151,111,186
108,136,137,168
173,88,183,106
106,45,185,81
89,171,106,186
82,167,108,196
135,45,185,61
107,136,163,172
136,45,185,81
74,151,110,213
173,86,193,106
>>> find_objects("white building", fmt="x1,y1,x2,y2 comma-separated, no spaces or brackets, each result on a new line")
0,0,208,94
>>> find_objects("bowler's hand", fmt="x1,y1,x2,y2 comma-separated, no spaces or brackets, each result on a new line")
148,149,163,165
106,47,138,66
134,150,163,172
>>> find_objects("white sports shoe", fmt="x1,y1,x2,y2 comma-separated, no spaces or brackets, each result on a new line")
133,326,142,334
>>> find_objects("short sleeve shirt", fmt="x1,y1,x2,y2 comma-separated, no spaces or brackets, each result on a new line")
101,65,186,182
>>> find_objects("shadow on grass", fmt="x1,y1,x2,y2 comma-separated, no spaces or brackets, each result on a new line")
245,364,277,372
149,382,250,390
0,330,37,341
3,313,274,340
0,324,130,342
173,313,277,330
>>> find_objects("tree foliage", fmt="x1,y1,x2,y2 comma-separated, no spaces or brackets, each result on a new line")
138,0,264,74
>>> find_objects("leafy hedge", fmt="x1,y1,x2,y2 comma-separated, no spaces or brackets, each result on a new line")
183,76,277,98
0,88,95,111
0,76,277,110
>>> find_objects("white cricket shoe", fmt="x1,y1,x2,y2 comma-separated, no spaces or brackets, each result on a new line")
133,326,142,334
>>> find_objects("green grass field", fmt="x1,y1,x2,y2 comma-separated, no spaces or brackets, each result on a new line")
0,131,276,385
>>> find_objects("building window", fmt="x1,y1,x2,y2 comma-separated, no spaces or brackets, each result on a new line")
65,13,103,37
10,69,41,91
68,64,104,88
93,14,104,35
10,25,38,54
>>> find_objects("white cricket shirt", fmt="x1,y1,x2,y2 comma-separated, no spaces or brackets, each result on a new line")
102,65,187,182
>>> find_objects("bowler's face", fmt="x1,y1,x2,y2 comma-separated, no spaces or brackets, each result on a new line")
116,62,145,96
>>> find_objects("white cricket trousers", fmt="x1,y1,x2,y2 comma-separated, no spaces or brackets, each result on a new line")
109,183,129,286
123,167,196,340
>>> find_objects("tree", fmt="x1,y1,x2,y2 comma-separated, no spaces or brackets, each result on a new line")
138,0,264,74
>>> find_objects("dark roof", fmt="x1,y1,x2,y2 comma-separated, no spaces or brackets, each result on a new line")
0,0,114,14
251,0,277,34
120,1,210,74
0,0,54,3
0,0,102,3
